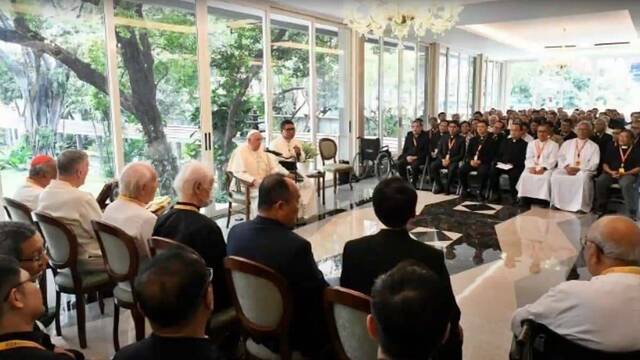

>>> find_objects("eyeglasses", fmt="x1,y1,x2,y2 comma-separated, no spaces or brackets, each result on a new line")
3,276,37,302
283,128,295,132
19,250,45,263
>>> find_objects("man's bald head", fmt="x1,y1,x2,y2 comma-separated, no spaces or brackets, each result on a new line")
586,216,640,273
119,161,158,204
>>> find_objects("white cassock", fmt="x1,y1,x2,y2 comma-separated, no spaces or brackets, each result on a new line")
550,138,600,212
516,139,559,201
227,143,317,219
12,179,43,210
522,133,534,143
270,135,306,163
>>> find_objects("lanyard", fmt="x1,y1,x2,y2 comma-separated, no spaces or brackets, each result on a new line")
619,145,633,169
601,266,640,276
474,137,486,160
0,340,46,351
173,202,200,213
574,139,588,165
447,136,456,155
534,140,547,164
412,135,417,148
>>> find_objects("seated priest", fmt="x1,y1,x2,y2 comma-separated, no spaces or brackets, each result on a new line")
428,119,448,161
489,123,528,204
591,117,613,165
12,155,57,210
595,130,640,218
397,118,429,186
37,149,104,271
227,129,316,219
152,161,229,312
550,121,600,213
270,120,305,172
559,119,577,142
459,120,496,200
515,123,559,205
102,162,158,261
430,121,465,195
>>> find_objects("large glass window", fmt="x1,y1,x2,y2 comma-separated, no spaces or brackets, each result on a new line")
438,51,447,113
316,24,345,140
382,40,399,153
447,52,459,116
0,0,111,196
400,45,416,135
459,54,470,117
417,46,427,121
364,38,380,138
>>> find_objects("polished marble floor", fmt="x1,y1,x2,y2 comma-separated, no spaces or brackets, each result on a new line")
47,178,596,360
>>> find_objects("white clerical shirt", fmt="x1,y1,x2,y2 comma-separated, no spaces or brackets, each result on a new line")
13,179,44,210
102,197,155,260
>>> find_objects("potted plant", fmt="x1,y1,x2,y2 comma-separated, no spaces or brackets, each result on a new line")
299,142,318,172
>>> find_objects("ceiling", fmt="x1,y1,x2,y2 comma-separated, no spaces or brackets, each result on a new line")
270,0,640,61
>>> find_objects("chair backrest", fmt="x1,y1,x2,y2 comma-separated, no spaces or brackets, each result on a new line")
224,256,293,358
324,287,378,360
92,220,139,283
147,236,194,257
3,197,34,225
32,211,78,273
318,138,337,165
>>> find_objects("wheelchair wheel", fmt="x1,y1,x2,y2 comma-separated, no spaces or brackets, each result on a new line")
353,152,373,179
376,152,392,179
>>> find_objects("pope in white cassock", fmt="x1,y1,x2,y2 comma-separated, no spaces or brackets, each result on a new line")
550,121,600,212
516,123,559,202
227,129,317,219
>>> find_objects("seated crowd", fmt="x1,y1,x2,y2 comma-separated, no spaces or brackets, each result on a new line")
0,107,639,359
401,107,640,219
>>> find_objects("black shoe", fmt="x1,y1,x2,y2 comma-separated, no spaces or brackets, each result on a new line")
490,193,501,203
517,198,529,207
444,188,450,195
462,189,474,199
477,192,486,202
433,186,442,194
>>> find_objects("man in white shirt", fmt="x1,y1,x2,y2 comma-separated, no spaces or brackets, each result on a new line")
12,155,57,210
37,150,104,271
512,215,640,352
516,123,559,204
270,120,306,172
550,121,600,212
102,162,158,261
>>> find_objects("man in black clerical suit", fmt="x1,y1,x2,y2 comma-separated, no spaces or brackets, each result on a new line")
559,119,577,142
459,120,496,200
428,120,449,163
492,120,507,150
114,250,223,360
227,174,329,357
340,177,462,359
489,123,528,203
152,162,229,311
397,118,429,186
595,130,640,218
0,257,85,360
591,118,613,174
430,121,464,195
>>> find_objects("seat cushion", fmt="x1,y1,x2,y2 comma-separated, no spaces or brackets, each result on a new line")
324,163,352,172
54,269,111,292
114,282,133,304
245,338,306,360
228,191,248,204
207,307,237,331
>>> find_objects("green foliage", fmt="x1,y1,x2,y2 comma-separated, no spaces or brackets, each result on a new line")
0,136,32,170
0,62,21,105
301,142,318,162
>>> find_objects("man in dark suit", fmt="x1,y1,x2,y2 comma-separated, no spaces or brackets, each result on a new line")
430,121,465,195
227,174,329,357
591,117,613,173
397,119,429,186
340,177,462,359
428,120,449,165
459,120,497,200
489,123,528,203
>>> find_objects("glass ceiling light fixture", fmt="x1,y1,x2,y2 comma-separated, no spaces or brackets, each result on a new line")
345,1,463,43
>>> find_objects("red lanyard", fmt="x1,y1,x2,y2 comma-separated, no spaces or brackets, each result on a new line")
619,145,633,168
574,140,587,165
447,137,456,154
534,140,547,164
474,137,486,160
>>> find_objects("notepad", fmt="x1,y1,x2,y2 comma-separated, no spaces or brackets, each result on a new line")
496,162,514,170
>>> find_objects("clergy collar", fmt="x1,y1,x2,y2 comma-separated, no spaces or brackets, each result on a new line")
174,202,200,212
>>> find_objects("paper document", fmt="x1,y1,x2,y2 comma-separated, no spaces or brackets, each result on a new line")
496,162,513,170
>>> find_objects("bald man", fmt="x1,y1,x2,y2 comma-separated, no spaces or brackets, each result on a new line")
102,162,158,260
12,155,57,209
512,215,640,352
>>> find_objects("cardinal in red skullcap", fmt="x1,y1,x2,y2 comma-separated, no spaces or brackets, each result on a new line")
10,154,57,209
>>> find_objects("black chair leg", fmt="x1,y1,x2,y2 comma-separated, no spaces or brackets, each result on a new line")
54,290,61,336
113,302,120,351
226,202,232,228
98,291,105,315
76,294,87,349
133,306,145,341
39,269,48,312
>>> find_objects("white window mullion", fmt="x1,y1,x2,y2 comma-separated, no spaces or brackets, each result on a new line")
103,0,124,176
195,0,213,169
264,8,273,144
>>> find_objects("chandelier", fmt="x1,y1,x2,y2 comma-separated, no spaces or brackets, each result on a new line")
345,1,464,43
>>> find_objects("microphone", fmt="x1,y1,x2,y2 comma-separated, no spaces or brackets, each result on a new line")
265,148,283,157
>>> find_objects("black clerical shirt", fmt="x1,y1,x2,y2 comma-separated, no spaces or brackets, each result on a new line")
436,134,465,163
466,135,496,163
497,138,527,168
0,330,84,360
428,130,444,155
399,131,429,165
113,334,223,360
152,202,229,310
602,143,640,172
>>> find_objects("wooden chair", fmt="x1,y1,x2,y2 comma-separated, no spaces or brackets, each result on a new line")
324,287,377,360
147,236,194,257
91,220,145,351
32,211,112,349
224,256,294,360
225,171,253,228
318,138,353,194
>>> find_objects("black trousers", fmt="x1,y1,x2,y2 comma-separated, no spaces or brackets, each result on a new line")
397,157,421,184
459,162,491,192
489,165,524,197
430,158,459,191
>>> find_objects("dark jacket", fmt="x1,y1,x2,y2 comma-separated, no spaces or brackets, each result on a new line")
497,138,528,169
591,132,613,161
428,130,444,155
227,216,329,355
437,134,466,163
114,334,223,360
466,135,497,164
0,330,84,360
400,131,429,165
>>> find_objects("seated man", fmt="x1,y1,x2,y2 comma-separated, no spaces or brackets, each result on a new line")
270,120,305,172
367,262,455,360
430,121,464,195
0,222,48,282
511,216,640,352
12,155,57,210
459,120,496,200
492,120,506,149
550,121,600,212
428,120,448,162
102,162,158,261
341,177,462,358
516,124,559,204
37,150,104,271
113,249,222,360
595,130,640,217
0,256,84,360
559,119,577,142
228,174,329,357
590,117,613,171
397,118,429,186
152,161,228,311
489,123,528,203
